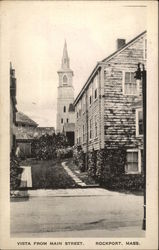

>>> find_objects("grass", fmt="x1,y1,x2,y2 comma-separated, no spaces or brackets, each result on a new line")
21,159,78,189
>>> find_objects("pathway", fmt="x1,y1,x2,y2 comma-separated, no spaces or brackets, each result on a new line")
62,161,86,187
20,166,32,188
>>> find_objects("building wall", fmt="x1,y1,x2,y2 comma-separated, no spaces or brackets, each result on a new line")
10,98,14,152
56,85,75,133
75,32,146,175
10,64,17,154
103,33,146,150
75,68,104,153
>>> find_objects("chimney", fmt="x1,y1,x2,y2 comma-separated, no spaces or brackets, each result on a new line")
117,39,126,50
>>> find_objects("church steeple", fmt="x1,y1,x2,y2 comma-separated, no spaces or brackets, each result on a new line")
61,40,70,69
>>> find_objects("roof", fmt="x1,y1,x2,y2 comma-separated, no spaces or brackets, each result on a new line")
16,112,38,127
68,103,75,112
74,30,147,105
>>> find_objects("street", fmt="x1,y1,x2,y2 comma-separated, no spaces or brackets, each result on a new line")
11,188,144,237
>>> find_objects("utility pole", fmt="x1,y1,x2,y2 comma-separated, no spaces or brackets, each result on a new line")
135,63,146,230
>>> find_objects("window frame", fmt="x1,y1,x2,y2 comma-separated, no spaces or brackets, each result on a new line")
83,124,85,143
94,115,98,139
93,74,98,101
122,71,139,96
89,118,93,140
125,149,141,174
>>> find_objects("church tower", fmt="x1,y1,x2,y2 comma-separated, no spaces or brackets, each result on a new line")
56,41,75,136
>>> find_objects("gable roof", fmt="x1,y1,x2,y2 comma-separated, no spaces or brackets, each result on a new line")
101,30,146,63
74,30,147,106
16,112,38,127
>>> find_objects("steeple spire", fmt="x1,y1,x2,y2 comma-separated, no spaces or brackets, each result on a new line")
61,40,70,69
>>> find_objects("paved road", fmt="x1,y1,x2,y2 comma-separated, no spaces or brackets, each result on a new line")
10,188,144,237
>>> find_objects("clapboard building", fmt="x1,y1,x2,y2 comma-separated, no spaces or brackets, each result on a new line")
74,31,147,174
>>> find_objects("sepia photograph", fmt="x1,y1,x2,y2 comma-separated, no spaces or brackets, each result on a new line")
0,0,158,249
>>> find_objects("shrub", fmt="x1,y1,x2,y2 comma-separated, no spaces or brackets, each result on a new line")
88,150,97,178
31,133,69,160
96,147,126,183
10,153,23,191
73,145,85,172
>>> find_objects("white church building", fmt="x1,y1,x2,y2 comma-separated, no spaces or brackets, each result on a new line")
56,41,75,145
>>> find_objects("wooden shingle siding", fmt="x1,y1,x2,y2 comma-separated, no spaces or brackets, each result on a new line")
74,31,146,162
103,34,146,150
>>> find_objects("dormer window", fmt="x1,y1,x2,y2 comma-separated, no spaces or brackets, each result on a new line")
63,75,68,84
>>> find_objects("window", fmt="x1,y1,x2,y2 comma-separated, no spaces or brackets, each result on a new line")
94,75,98,100
63,75,67,84
63,106,66,112
83,124,85,142
89,96,92,105
144,39,147,60
125,150,141,173
67,118,69,123
78,101,82,117
82,95,86,113
89,119,92,140
76,129,79,144
124,72,137,95
61,118,63,124
94,89,97,99
79,128,81,144
88,84,93,106
94,115,98,138
136,109,143,136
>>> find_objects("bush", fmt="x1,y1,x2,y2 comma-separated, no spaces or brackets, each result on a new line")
73,145,85,172
10,153,23,191
96,147,126,182
56,147,73,159
31,133,69,160
88,150,97,178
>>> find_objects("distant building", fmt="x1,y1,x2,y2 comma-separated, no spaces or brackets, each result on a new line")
14,112,56,157
36,127,55,137
14,112,38,158
74,31,147,174
10,63,17,154
56,41,75,144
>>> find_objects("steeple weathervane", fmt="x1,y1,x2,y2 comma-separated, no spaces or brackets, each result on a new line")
61,40,70,69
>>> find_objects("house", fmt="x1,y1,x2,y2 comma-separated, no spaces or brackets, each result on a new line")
74,31,146,176
10,63,17,154
14,112,38,158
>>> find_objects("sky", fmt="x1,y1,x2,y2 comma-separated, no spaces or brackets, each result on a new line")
7,1,147,127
